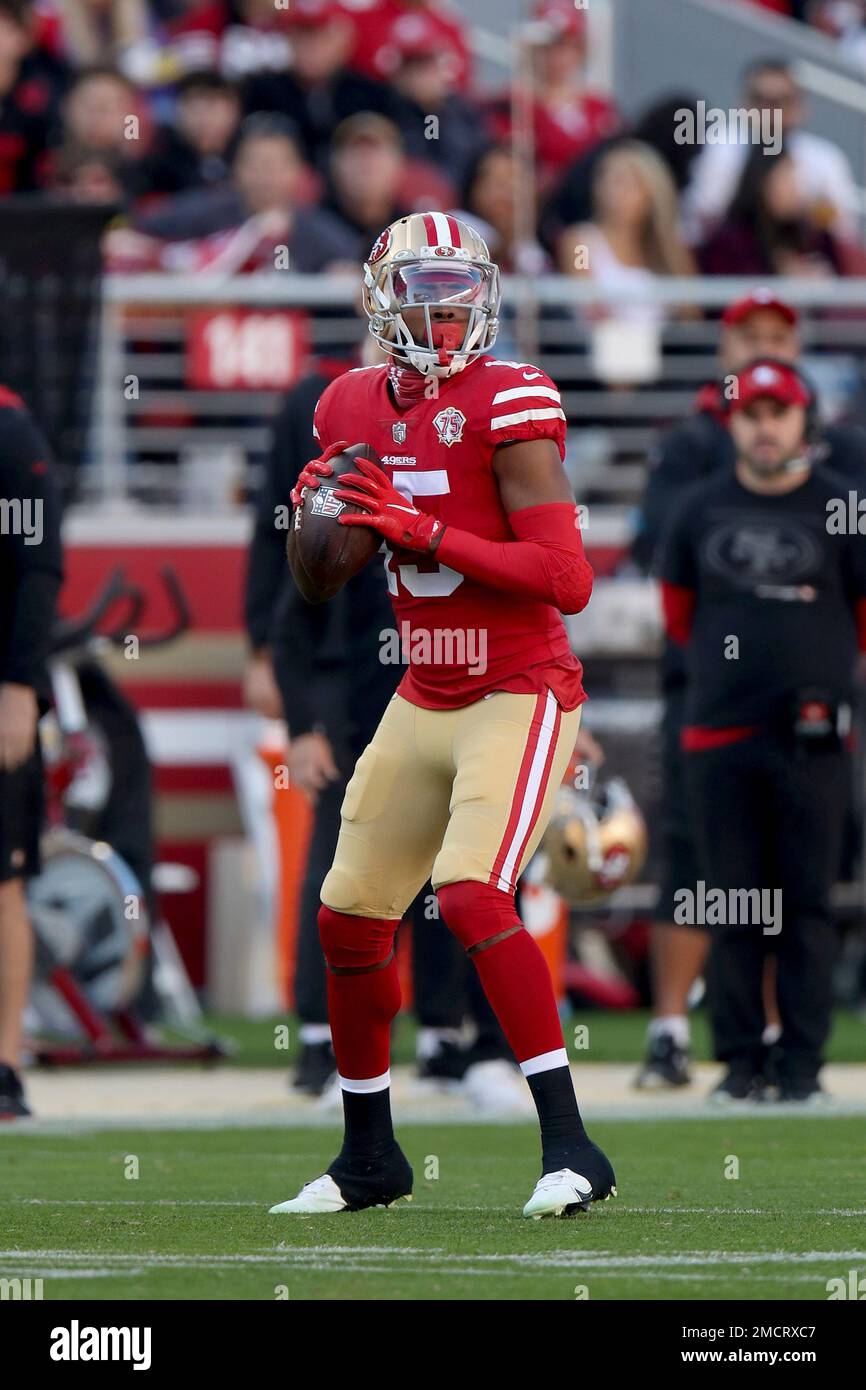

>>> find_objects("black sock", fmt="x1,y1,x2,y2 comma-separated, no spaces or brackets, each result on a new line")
526,1066,588,1172
336,1088,396,1164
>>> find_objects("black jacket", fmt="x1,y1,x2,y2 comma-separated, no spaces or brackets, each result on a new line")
245,366,396,755
0,392,63,701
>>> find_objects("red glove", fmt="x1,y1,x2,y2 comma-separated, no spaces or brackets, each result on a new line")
290,439,350,508
335,458,444,553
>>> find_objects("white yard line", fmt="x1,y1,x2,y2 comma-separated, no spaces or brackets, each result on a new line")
2,1247,863,1271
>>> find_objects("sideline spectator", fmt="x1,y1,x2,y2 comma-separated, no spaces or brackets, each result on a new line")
682,58,859,243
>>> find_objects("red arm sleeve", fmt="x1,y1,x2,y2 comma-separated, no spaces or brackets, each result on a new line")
435,502,593,615
661,581,696,645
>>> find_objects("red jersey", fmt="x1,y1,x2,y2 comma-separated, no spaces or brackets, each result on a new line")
312,354,585,712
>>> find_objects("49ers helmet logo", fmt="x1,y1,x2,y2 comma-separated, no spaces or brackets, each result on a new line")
368,227,392,263
433,406,466,447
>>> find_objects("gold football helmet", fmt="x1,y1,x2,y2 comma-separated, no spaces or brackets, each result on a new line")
542,775,648,907
362,211,500,378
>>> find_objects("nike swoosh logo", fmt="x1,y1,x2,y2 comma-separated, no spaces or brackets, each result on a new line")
523,371,543,380
388,504,419,515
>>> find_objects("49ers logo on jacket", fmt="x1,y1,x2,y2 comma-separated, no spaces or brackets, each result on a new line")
432,406,466,447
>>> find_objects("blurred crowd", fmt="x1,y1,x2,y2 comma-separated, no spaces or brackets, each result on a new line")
0,0,861,288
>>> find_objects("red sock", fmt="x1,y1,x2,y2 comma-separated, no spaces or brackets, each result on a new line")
318,906,401,1084
436,881,566,1066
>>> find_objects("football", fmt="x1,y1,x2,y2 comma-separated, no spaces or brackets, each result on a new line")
292,442,383,599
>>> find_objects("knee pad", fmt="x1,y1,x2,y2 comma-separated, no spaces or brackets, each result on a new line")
317,904,397,973
436,880,522,955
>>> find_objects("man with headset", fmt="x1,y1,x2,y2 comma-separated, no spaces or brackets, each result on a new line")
661,358,866,1101
633,290,866,1090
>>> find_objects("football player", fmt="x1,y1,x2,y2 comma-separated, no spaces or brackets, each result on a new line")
273,212,615,1218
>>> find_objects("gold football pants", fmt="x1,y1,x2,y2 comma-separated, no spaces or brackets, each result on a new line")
321,689,581,919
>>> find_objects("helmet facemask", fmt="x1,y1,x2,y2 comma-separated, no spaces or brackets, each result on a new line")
364,255,500,378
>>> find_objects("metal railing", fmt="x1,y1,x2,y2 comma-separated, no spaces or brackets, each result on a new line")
84,273,866,511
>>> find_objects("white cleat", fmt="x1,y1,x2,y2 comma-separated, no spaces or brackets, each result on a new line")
269,1174,347,1215
523,1168,599,1219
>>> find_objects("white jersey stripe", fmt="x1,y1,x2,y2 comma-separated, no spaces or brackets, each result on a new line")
520,1047,569,1077
338,1069,391,1094
430,211,453,246
490,407,566,431
497,688,558,892
491,385,561,406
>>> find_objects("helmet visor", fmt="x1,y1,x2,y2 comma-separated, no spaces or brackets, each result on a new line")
391,261,494,311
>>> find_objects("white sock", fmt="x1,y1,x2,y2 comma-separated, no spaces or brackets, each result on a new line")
762,1022,782,1047
299,1023,332,1046
650,1015,690,1047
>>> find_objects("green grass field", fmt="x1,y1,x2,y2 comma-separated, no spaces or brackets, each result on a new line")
2,1116,864,1300
200,1006,866,1067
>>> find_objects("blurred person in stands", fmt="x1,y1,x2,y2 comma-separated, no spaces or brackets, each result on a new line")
559,139,696,325
48,0,150,69
698,144,850,278
52,63,147,193
632,288,866,1089
540,92,702,265
0,387,63,1117
124,114,357,273
825,0,866,66
166,0,293,81
661,360,866,1103
455,143,550,277
51,140,125,201
349,0,471,95
133,68,240,199
382,14,485,193
242,0,392,175
683,58,858,245
0,0,67,192
322,114,409,254
486,0,619,194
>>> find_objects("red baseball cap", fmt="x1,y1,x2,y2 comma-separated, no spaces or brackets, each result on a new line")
389,14,447,62
722,288,798,328
533,0,588,40
285,0,347,28
728,360,810,413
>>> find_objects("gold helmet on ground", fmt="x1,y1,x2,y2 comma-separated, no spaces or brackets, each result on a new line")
362,211,500,379
542,775,648,907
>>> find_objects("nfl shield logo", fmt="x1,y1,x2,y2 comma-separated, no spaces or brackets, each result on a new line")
392,421,407,444
310,486,344,519
433,407,466,448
